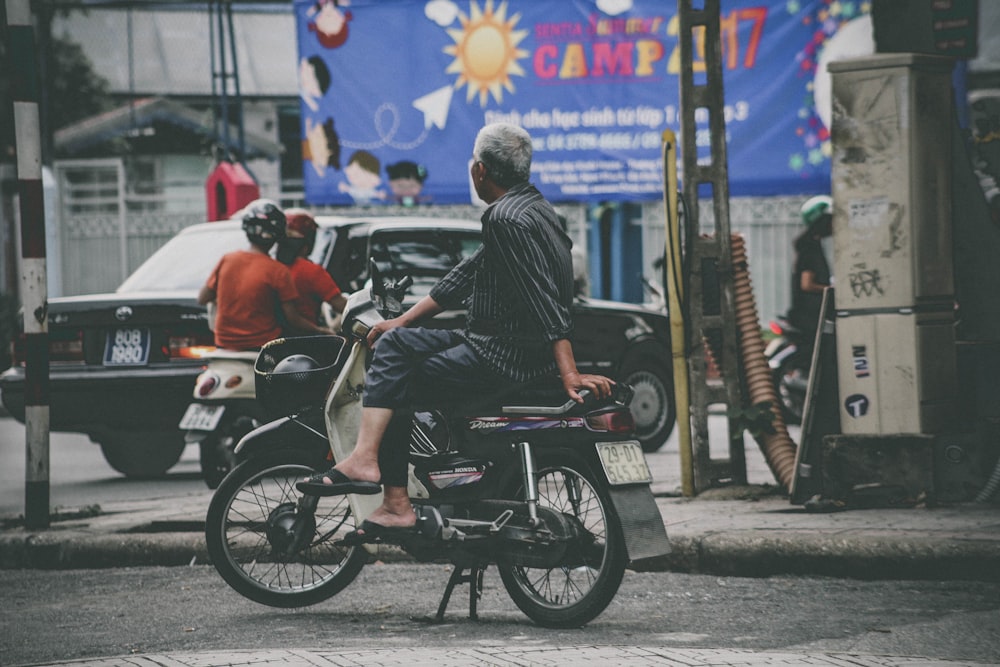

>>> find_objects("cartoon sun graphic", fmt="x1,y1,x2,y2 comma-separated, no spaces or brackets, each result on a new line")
444,0,528,107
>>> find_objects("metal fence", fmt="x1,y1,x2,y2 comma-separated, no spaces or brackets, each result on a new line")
641,196,806,325
49,159,807,325
54,159,203,296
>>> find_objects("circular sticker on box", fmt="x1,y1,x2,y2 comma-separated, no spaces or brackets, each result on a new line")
844,393,869,418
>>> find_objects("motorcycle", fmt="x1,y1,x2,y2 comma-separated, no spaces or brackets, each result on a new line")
764,315,811,426
204,266,671,628
179,349,264,489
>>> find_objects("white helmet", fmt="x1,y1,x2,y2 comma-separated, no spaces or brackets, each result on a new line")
800,195,833,227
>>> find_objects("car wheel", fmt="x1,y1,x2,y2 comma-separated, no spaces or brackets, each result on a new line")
99,432,187,478
620,356,675,453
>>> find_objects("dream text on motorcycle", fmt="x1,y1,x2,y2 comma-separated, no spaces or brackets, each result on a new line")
595,441,653,485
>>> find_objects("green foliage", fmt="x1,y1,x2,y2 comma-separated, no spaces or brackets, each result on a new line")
47,33,115,131
728,400,777,438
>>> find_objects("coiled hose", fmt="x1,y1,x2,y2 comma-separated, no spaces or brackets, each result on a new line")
730,234,798,490
975,450,1000,503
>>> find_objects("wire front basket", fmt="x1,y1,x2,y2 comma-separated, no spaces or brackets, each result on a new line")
254,335,348,417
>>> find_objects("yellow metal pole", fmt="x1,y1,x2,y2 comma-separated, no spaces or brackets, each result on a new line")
661,129,694,497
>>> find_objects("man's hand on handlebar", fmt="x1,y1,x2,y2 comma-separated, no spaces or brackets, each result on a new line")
365,317,404,348
561,371,614,404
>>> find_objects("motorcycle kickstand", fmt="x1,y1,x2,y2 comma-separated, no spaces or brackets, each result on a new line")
434,561,486,623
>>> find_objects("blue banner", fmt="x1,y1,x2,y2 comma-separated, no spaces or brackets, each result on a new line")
295,0,867,205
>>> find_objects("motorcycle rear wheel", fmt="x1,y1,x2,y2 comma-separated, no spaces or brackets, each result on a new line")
205,449,367,608
497,451,627,628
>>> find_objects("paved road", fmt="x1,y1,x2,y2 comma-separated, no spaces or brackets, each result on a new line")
0,411,780,518
2,564,998,666
0,417,206,516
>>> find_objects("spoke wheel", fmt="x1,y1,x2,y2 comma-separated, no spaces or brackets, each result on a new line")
497,453,627,628
205,449,367,608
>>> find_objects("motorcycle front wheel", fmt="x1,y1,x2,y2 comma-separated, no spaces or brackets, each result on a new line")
497,451,627,628
205,449,367,608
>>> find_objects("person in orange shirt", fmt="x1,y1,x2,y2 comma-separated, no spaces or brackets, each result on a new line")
198,200,331,350
276,208,347,327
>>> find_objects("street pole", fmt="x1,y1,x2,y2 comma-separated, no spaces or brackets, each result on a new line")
6,0,50,529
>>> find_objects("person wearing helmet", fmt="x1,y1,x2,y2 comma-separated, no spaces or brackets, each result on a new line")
198,199,332,350
788,194,834,336
276,208,347,327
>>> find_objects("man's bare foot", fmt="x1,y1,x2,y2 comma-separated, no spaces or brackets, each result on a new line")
363,505,417,530
331,459,380,485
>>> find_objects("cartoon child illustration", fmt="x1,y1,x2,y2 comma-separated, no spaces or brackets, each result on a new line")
303,117,342,177
386,160,429,206
307,0,352,50
339,150,386,204
300,56,331,112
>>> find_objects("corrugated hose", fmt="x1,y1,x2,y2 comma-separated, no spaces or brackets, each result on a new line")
729,234,798,490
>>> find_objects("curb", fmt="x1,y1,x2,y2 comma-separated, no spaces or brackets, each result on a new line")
639,534,1000,582
3,530,999,581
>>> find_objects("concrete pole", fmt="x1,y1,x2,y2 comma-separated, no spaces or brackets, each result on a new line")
7,0,50,529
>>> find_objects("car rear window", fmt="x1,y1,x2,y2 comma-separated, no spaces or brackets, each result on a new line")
369,229,481,278
117,224,247,292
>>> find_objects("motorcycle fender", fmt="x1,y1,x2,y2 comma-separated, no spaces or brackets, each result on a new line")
233,415,327,460
607,485,671,563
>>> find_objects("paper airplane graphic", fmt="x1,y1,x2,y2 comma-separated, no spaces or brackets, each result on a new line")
413,86,454,130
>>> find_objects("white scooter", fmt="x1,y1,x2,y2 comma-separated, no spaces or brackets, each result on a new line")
180,302,344,488
179,348,262,489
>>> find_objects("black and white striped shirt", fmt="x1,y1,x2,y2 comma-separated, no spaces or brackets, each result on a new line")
430,182,575,381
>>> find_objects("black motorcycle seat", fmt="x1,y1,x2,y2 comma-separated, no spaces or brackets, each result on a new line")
408,375,630,416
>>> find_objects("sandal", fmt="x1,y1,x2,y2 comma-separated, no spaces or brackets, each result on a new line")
296,468,382,496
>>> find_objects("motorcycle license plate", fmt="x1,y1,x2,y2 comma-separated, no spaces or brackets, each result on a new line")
596,441,652,486
103,328,150,366
179,403,225,431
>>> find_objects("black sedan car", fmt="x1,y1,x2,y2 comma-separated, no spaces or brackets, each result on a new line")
1,216,674,478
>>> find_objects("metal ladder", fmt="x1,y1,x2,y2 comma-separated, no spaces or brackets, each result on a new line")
677,0,747,491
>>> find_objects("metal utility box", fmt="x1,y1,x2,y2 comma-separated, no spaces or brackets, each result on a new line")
829,53,957,436
835,308,956,435
829,54,954,312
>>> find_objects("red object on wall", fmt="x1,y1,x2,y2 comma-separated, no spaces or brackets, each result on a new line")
205,162,259,221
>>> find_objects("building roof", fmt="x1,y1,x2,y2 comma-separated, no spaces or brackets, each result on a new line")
53,96,284,159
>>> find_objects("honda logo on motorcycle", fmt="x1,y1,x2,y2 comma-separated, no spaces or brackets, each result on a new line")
114,306,134,322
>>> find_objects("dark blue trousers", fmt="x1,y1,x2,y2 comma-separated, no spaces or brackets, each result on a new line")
363,327,504,486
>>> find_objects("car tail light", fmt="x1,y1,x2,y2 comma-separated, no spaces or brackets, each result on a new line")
167,334,216,359
195,371,221,398
11,333,25,366
586,408,635,433
12,330,84,365
50,332,84,362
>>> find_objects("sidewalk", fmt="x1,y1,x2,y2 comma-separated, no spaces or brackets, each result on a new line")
28,646,1000,667
1,429,998,581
